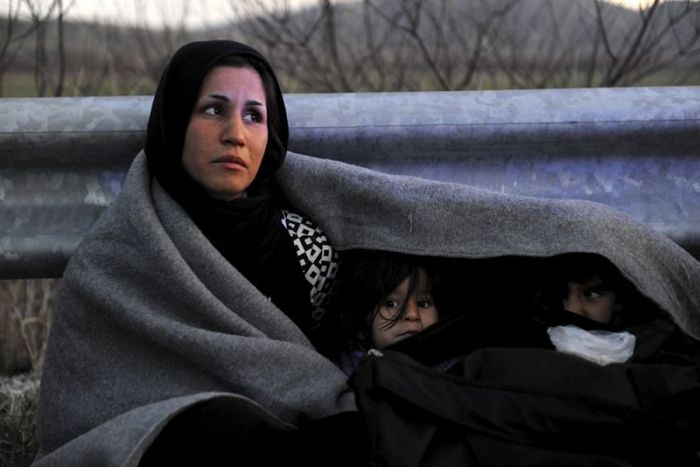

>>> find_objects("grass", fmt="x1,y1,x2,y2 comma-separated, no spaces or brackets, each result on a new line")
3,66,699,98
0,280,57,376
0,71,158,98
0,279,57,467
0,74,40,98
0,373,40,467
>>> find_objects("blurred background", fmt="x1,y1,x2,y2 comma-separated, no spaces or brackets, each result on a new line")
1,0,699,464
1,0,699,98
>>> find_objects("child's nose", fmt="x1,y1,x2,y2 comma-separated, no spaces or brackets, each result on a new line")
563,294,586,317
403,302,421,321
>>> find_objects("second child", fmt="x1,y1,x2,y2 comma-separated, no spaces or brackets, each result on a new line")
325,251,449,374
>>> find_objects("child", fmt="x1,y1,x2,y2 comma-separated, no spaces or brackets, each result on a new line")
531,253,665,364
532,253,661,329
324,250,449,375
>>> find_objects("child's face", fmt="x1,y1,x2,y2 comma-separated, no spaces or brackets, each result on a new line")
370,269,439,349
562,275,618,324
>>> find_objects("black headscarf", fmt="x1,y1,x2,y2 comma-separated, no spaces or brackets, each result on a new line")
145,40,288,198
144,40,314,329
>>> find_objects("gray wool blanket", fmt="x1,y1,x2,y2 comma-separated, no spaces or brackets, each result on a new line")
34,151,700,466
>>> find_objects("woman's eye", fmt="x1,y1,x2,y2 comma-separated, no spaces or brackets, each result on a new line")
202,105,222,116
243,110,263,123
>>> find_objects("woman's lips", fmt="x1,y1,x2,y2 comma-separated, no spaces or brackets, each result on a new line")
213,155,247,169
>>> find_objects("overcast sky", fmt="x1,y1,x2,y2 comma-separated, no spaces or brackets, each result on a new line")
1,0,677,29
3,0,343,28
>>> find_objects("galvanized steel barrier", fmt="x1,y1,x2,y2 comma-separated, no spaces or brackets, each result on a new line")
1,87,699,279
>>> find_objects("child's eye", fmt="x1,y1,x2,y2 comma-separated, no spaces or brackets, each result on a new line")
417,300,433,309
377,299,401,320
583,289,604,299
381,299,399,309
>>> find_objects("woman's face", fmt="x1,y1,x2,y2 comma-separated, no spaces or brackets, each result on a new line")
182,65,269,201
370,269,439,349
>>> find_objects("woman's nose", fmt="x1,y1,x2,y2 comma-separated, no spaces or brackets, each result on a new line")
222,116,245,146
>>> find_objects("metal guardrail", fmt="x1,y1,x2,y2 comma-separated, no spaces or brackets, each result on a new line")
1,87,699,278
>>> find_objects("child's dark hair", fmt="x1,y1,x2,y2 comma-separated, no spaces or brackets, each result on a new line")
553,253,624,296
325,250,449,350
533,252,661,327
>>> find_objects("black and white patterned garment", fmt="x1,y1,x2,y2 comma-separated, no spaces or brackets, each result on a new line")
281,210,339,324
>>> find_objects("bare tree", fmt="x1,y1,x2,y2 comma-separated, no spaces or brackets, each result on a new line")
21,0,77,96
487,0,590,88
365,0,524,90
2,0,699,94
489,0,700,88
232,0,577,92
103,0,192,94
365,0,452,90
59,17,112,96
0,0,37,96
229,0,342,91
228,0,410,92
593,0,700,86
227,0,699,92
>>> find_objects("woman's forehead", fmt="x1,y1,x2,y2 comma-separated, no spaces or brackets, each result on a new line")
198,66,265,96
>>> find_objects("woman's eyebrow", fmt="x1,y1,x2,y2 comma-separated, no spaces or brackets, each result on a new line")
206,94,265,107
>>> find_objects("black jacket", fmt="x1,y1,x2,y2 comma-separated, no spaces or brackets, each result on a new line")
350,317,700,467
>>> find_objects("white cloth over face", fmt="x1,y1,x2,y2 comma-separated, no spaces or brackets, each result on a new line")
547,325,636,365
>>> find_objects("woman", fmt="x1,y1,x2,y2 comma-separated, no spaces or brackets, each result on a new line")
145,40,338,339
34,41,359,467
